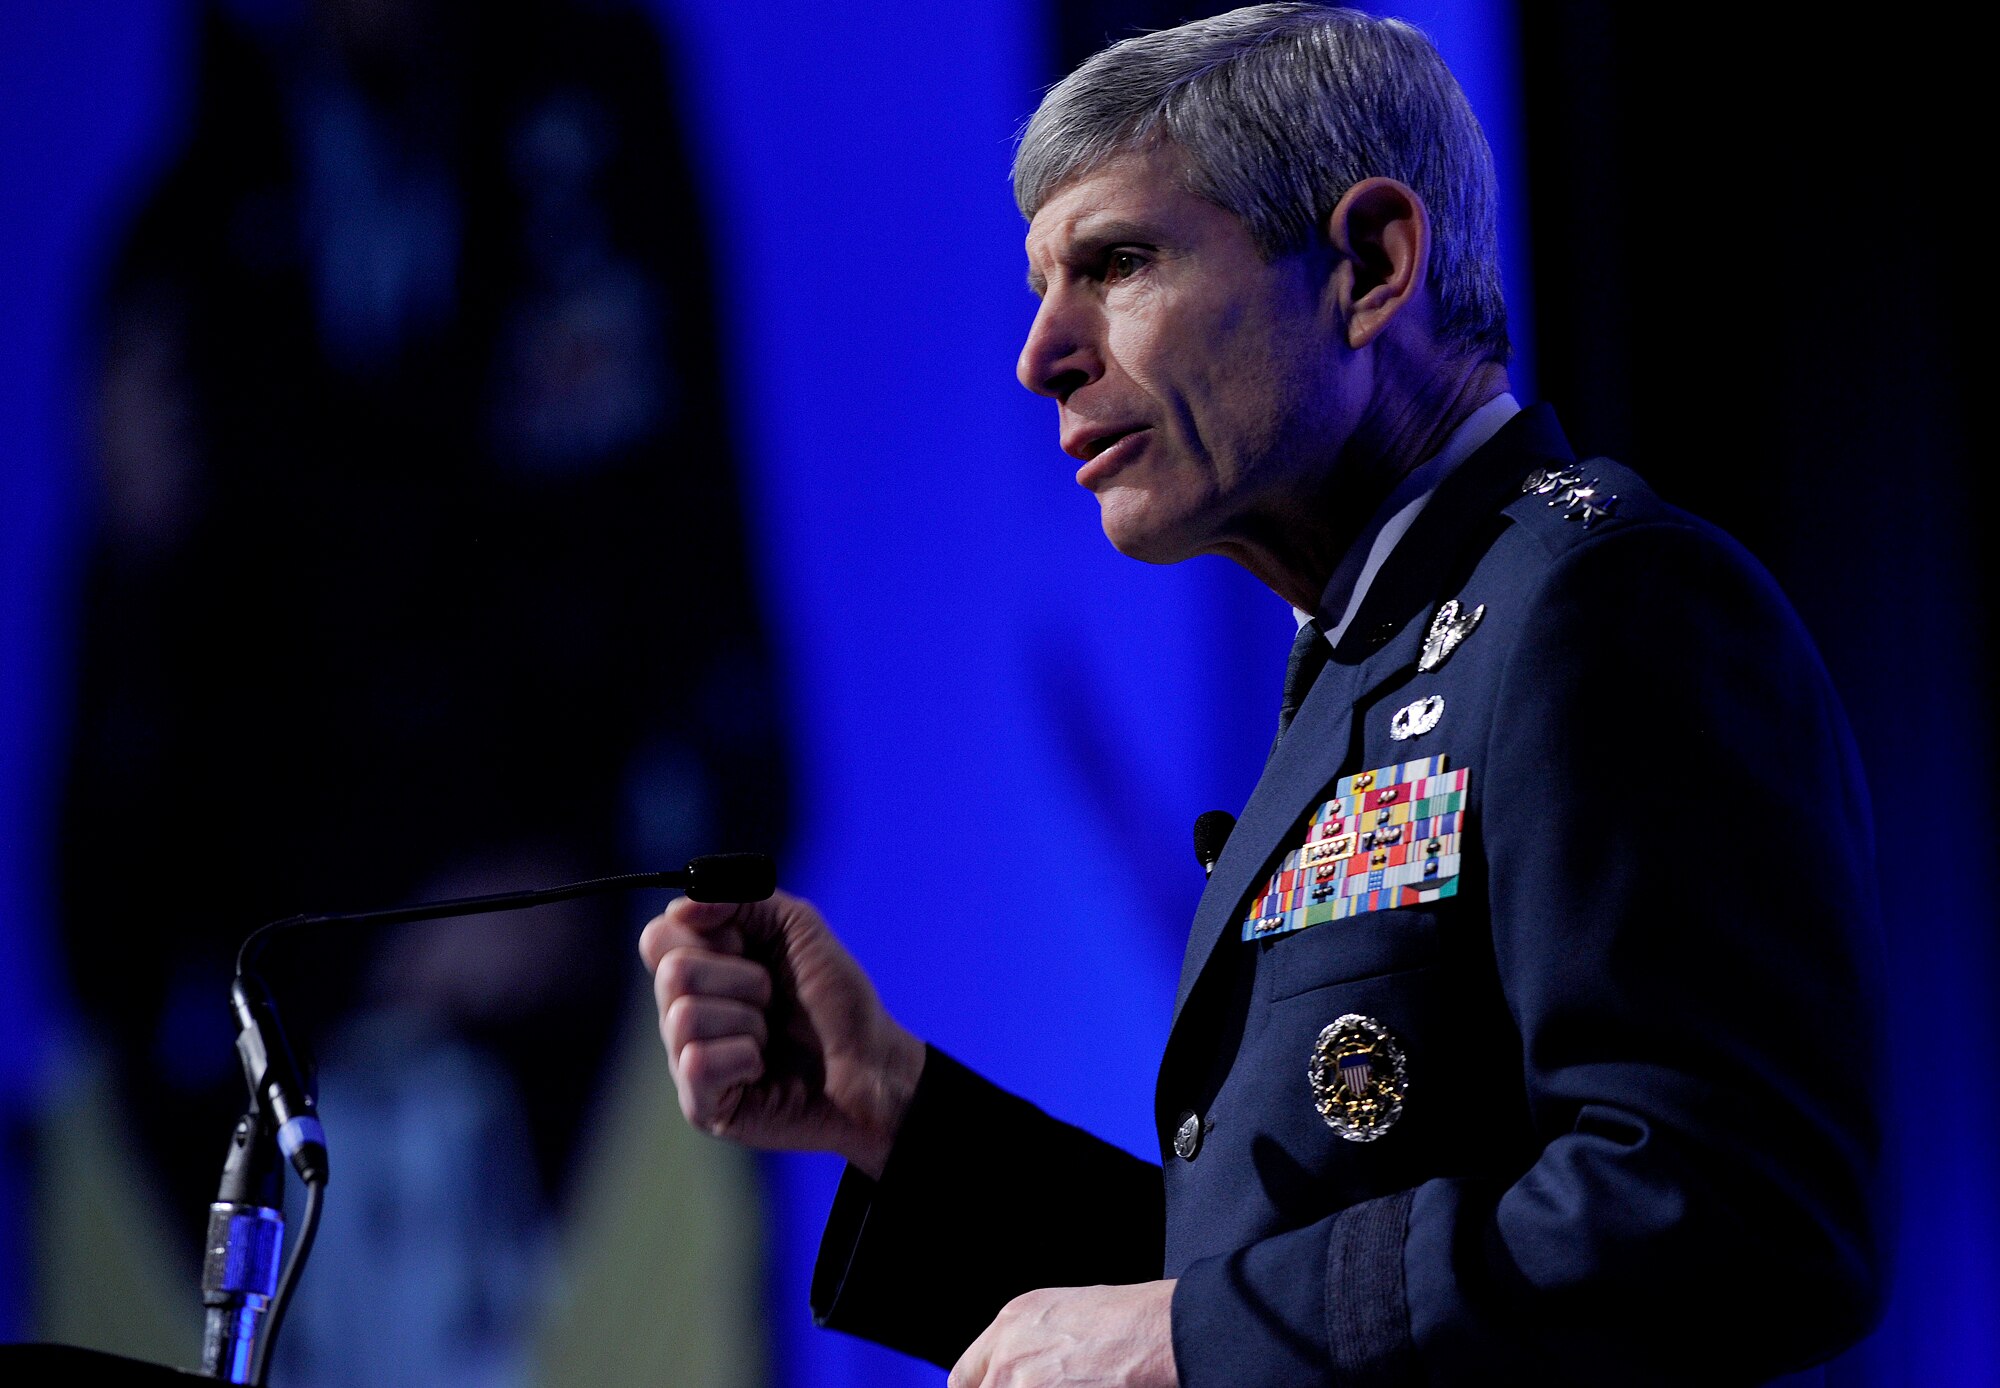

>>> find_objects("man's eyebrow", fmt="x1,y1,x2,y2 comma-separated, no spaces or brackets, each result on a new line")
1071,217,1164,249
1025,218,1168,297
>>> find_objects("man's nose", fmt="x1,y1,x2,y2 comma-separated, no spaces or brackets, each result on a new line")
1016,291,1098,401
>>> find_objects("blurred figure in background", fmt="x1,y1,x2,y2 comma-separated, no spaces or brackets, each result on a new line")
50,1,784,1382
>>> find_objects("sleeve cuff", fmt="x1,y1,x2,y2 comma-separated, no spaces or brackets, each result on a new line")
1170,1189,1416,1388
809,1043,1166,1368
810,1043,997,1366
1326,1188,1417,1384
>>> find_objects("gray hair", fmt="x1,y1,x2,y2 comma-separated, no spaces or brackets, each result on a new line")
1013,3,1508,362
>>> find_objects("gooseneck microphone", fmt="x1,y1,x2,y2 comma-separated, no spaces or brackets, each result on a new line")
234,852,779,977
1193,811,1236,877
201,852,776,1384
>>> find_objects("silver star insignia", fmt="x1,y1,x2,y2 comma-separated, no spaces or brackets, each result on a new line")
1559,481,1618,527
1418,598,1485,672
1523,466,1583,497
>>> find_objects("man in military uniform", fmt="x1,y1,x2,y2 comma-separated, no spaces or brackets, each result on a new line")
639,6,1889,1384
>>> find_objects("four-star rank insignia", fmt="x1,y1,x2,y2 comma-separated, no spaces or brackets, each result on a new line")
1241,754,1469,941
1310,1013,1408,1142
1520,465,1582,497
1419,598,1484,672
1522,464,1620,527
1557,481,1618,527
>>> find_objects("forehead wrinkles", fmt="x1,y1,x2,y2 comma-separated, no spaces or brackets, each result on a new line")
1025,153,1190,280
1026,193,1118,280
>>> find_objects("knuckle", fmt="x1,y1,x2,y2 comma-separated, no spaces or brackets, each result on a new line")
659,948,703,997
678,1042,710,1089
1001,1288,1053,1325
664,993,703,1047
680,1039,722,1088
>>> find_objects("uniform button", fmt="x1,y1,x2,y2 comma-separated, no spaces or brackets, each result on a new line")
1172,1109,1203,1161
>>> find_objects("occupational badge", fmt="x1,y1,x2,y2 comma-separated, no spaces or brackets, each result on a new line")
1240,754,1469,941
1310,1013,1408,1142
1418,598,1483,672
1390,694,1444,740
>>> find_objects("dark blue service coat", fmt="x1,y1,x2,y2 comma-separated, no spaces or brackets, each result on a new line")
811,406,1890,1386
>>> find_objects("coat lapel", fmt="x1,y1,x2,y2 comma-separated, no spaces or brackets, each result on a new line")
1166,405,1577,1029
1171,625,1419,1021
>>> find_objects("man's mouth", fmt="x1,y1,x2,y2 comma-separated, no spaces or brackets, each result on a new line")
1074,427,1151,486
1084,428,1141,460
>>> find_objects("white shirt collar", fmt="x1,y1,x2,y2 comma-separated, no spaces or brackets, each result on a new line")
1294,392,1520,646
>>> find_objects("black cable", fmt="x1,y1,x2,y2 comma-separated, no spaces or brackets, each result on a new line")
234,867,689,977
251,1176,324,1386
232,853,775,978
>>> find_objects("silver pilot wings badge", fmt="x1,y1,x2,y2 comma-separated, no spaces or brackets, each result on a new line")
1418,598,1484,673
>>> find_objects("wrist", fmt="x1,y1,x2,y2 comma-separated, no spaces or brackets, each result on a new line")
845,1023,926,1181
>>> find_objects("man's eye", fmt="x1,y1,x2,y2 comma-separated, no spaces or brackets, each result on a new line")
1104,251,1144,283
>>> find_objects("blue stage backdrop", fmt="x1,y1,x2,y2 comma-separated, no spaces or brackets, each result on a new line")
2,3,1994,1385
0,0,192,1344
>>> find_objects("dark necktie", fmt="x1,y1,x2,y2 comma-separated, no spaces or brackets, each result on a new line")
1276,618,1331,744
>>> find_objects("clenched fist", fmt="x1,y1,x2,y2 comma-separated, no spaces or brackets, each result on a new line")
638,890,926,1179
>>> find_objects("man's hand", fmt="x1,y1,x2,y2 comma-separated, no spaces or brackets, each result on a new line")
638,890,925,1179
950,1281,1178,1388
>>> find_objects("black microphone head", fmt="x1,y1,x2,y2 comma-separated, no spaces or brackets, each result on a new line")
685,852,778,903
1193,810,1236,873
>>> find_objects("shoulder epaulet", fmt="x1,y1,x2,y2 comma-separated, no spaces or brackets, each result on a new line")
1501,455,1661,552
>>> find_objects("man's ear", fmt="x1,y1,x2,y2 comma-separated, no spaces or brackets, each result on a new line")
1325,177,1430,350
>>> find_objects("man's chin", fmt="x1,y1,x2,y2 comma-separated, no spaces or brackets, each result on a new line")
1096,496,1203,566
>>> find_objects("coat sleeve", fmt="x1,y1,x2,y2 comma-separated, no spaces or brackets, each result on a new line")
1171,519,1892,1387
811,1045,1166,1368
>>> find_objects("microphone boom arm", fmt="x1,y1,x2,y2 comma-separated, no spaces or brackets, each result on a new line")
234,853,776,976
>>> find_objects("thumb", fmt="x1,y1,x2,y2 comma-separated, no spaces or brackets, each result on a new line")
638,897,746,971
